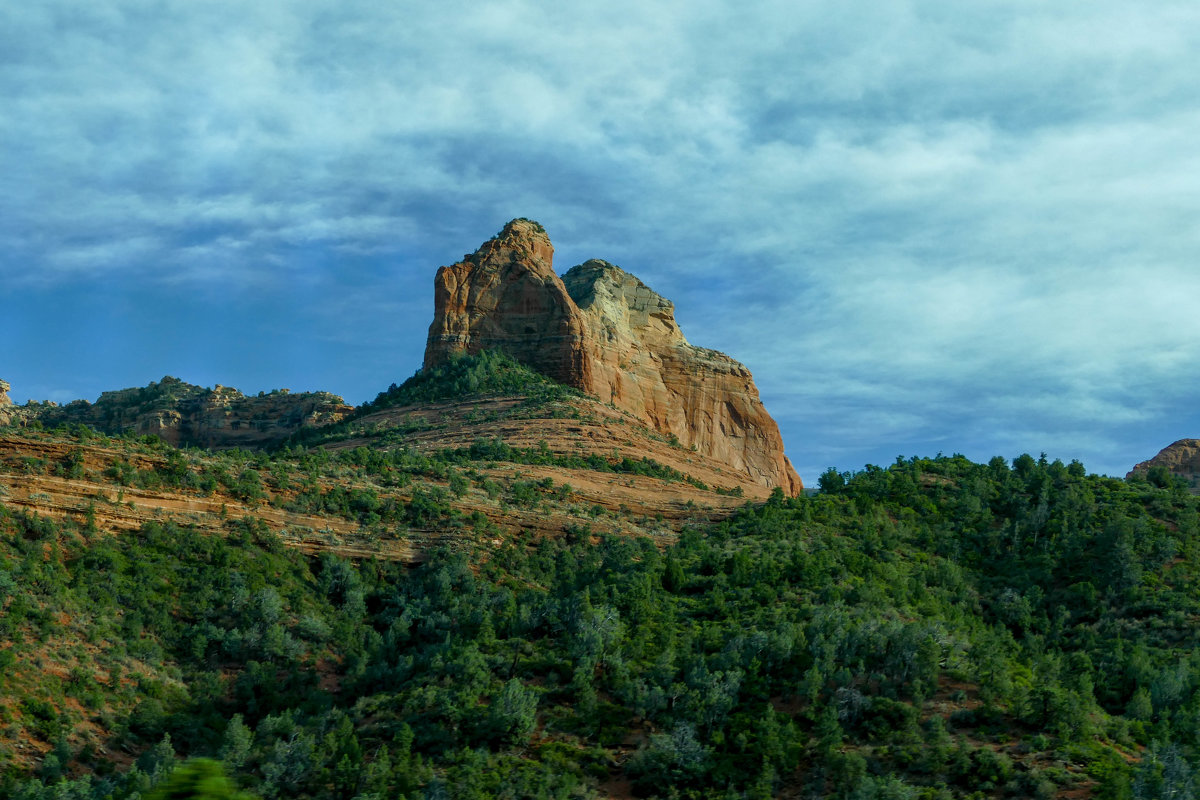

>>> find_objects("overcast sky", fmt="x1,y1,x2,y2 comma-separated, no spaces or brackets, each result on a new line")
3,1,1199,485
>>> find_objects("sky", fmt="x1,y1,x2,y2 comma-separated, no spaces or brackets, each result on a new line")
3,1,1200,486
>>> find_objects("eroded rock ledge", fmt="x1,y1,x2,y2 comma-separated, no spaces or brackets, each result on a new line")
425,219,803,494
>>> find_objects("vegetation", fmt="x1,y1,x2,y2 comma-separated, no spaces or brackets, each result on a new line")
29,376,210,434
14,376,340,452
359,350,578,415
4,446,1200,798
436,437,710,489
503,218,547,235
282,350,582,451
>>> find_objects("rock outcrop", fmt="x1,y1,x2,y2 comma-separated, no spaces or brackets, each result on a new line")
0,380,12,425
425,219,803,494
1128,439,1200,491
25,376,352,449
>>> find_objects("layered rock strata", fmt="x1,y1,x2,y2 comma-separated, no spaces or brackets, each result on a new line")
425,219,803,494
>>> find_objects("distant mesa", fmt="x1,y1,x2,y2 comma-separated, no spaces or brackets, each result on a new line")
425,218,803,494
5,376,351,450
1128,439,1200,491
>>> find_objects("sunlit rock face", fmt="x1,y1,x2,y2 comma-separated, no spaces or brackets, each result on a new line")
425,220,588,388
424,219,803,494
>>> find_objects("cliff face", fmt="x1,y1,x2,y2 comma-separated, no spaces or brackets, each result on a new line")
17,376,351,449
424,220,803,494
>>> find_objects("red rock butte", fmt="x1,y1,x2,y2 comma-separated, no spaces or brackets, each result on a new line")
424,219,803,494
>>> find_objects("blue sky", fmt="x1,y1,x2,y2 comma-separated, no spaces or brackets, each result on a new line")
3,1,1200,485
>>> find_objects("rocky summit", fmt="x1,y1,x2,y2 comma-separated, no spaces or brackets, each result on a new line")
425,219,803,493
1128,438,1200,491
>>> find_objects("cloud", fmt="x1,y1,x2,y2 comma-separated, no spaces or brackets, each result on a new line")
3,0,1199,483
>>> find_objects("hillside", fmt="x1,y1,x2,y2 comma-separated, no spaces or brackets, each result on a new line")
5,406,1200,797
0,355,758,574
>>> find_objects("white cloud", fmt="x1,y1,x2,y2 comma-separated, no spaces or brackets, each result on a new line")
3,0,1200,483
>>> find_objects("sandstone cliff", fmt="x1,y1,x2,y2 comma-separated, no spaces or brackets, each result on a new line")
0,380,12,425
1128,439,1200,491
425,219,803,494
21,376,351,449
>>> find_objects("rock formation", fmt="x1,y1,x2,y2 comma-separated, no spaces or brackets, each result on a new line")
425,219,803,494
1128,439,1200,491
426,219,587,386
26,376,351,449
0,380,12,425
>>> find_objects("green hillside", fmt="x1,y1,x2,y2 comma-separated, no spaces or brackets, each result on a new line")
282,350,582,451
2,449,1200,798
